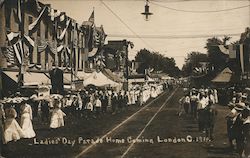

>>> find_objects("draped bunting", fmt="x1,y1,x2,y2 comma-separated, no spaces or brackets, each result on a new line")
37,39,57,54
58,19,71,40
28,63,42,70
7,32,19,43
218,45,229,55
28,6,47,31
12,40,23,64
5,46,15,65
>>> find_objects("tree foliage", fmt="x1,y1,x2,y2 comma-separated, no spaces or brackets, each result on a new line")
182,51,208,76
134,49,180,77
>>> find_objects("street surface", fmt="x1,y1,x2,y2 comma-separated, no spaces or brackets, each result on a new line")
5,88,239,158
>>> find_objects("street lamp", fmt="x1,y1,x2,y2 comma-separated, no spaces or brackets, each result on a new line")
141,0,153,21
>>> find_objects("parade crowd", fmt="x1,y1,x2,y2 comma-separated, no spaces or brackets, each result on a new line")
179,87,218,141
0,83,167,152
179,86,250,158
226,90,250,158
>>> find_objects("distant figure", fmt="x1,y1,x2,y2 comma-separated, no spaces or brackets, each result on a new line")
183,94,190,114
50,100,66,129
20,101,36,138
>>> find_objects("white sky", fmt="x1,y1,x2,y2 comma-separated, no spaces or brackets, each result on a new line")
41,0,250,68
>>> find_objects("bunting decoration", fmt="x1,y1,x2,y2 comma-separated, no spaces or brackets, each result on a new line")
218,45,229,55
13,40,24,64
58,19,71,40
5,46,16,65
28,6,47,31
24,35,35,47
7,32,19,42
37,39,57,54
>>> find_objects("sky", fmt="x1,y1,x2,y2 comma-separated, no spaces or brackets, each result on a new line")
41,0,250,69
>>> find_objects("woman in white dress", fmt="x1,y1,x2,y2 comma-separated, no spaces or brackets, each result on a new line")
50,99,66,129
4,107,24,144
20,102,36,138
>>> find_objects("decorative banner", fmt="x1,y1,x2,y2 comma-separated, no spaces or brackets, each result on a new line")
6,46,15,65
28,6,47,31
6,32,19,43
58,19,71,40
13,40,23,64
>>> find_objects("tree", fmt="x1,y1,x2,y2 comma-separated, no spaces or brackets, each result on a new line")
205,36,230,73
182,51,208,76
134,49,180,77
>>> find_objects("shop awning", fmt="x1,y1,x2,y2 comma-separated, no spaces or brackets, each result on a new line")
83,71,119,87
3,71,50,86
23,72,50,85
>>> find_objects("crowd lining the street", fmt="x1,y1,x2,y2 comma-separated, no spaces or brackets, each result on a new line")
179,86,250,158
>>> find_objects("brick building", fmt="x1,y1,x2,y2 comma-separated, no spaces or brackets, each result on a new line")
0,0,106,96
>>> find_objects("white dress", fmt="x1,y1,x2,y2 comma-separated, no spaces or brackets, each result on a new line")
4,118,24,144
50,108,66,129
20,104,36,138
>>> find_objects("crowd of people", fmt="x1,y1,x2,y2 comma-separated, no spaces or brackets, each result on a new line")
0,82,167,153
179,87,218,140
226,90,250,158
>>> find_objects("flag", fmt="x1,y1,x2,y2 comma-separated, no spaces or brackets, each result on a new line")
58,19,71,40
229,44,236,59
88,10,94,23
28,6,47,31
7,32,19,43
218,45,229,55
13,40,24,64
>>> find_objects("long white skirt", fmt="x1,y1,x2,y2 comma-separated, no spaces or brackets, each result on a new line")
4,119,24,144
50,113,65,129
20,113,36,138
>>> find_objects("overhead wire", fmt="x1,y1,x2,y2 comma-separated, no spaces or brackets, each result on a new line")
99,0,156,51
107,33,241,39
150,1,250,13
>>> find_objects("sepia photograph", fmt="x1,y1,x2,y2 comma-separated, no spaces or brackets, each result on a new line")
0,0,250,157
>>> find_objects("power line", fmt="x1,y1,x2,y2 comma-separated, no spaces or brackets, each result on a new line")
108,33,241,39
100,0,156,51
150,1,250,13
